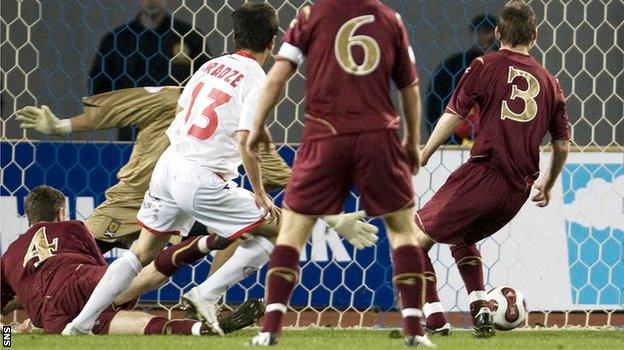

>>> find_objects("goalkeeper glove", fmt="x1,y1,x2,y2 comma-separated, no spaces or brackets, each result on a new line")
324,211,378,250
16,105,72,135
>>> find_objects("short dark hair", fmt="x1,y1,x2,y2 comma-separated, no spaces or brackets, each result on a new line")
231,3,278,52
25,185,65,225
470,13,497,32
498,0,537,47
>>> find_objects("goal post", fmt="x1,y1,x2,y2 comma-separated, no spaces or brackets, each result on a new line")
1,0,622,329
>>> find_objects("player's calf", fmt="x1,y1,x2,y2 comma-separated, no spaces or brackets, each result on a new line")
261,245,300,336
154,234,232,276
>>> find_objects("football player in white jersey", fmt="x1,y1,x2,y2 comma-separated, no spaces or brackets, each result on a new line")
63,3,282,336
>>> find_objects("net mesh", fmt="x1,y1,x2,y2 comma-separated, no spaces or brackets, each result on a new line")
1,0,622,329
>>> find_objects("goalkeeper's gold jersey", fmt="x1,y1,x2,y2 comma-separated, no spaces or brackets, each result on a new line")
82,87,181,206
83,86,291,210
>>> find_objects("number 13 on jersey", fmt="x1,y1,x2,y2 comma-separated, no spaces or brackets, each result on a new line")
182,82,232,140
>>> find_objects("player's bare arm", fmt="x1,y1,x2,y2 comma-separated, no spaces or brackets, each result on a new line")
420,112,464,166
399,84,423,173
532,139,570,207
247,60,295,161
238,131,280,224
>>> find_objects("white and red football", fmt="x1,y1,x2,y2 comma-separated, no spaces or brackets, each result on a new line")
487,286,528,330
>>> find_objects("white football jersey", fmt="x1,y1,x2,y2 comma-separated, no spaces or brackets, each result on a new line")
166,51,266,180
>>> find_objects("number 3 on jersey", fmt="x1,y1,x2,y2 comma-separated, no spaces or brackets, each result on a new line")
183,82,232,140
501,66,541,122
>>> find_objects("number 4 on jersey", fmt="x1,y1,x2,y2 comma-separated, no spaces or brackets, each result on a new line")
183,82,232,141
23,227,58,268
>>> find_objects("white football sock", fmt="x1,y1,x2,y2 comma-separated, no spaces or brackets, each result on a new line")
197,235,274,302
423,302,445,317
71,251,142,330
469,290,488,303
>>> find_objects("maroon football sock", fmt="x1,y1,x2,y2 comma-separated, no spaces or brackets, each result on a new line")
452,244,487,317
153,234,233,276
154,236,205,276
261,245,300,335
422,253,447,329
451,244,484,294
144,317,197,335
392,245,426,336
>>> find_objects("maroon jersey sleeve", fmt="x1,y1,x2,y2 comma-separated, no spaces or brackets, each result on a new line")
278,7,314,65
1,259,16,312
549,80,571,141
392,15,418,89
445,58,485,118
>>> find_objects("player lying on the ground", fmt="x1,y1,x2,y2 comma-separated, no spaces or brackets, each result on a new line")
0,185,258,335
414,0,571,338
245,1,436,347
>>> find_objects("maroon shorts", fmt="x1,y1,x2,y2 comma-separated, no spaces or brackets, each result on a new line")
416,159,529,245
41,264,126,334
284,129,414,217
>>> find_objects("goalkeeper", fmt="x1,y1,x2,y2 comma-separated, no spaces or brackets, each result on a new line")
16,87,378,317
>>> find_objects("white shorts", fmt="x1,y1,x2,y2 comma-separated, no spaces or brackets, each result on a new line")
137,149,266,239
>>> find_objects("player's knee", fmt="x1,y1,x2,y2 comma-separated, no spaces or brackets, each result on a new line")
415,230,434,251
131,247,158,267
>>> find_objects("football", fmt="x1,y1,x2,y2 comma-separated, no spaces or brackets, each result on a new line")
487,286,528,330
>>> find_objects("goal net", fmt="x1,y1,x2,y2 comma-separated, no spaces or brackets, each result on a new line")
1,0,622,329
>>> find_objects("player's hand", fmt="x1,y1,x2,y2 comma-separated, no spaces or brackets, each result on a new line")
247,126,273,162
402,139,421,174
531,182,551,207
16,105,69,135
256,193,281,224
324,211,379,249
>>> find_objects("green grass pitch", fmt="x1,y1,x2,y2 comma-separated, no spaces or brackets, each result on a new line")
9,329,624,350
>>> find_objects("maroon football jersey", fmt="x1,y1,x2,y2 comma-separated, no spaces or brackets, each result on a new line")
446,49,571,190
278,0,418,137
0,220,105,327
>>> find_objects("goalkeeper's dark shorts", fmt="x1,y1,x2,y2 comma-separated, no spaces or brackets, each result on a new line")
284,129,414,217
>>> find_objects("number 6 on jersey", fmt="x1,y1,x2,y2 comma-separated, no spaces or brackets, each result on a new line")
334,15,381,76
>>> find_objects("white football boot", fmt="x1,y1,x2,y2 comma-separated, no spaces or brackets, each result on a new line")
404,334,437,348
61,322,93,336
181,287,224,336
248,331,278,346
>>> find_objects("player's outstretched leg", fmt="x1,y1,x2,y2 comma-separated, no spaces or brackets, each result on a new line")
422,253,451,336
384,208,436,348
249,210,317,346
106,310,220,336
451,244,494,338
